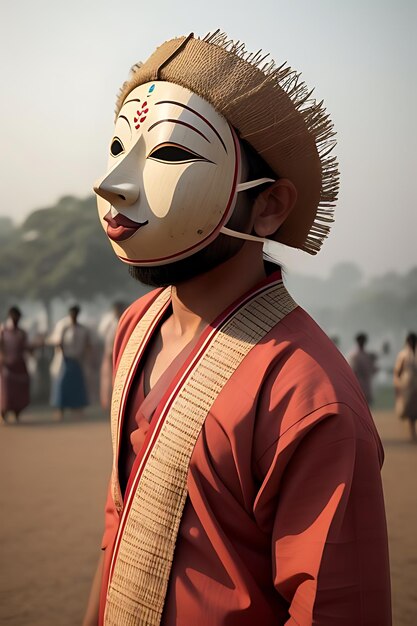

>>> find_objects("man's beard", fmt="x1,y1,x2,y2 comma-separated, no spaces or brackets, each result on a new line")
128,232,245,287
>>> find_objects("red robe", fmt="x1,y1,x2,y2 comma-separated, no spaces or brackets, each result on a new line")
100,272,391,625
0,325,30,414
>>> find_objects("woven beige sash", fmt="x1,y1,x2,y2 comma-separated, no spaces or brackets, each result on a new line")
104,280,297,626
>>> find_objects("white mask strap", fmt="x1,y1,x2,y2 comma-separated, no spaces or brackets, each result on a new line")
236,177,275,193
220,177,275,243
219,226,266,243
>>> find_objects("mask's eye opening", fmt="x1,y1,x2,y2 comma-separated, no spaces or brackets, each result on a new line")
110,137,125,157
148,143,210,164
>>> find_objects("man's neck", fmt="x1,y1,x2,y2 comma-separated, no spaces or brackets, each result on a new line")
170,243,267,337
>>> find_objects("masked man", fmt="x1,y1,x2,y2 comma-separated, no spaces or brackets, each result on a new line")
84,32,391,626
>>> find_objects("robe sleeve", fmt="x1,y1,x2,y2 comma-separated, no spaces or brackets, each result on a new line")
262,404,391,625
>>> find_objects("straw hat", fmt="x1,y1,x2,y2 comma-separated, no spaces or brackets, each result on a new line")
115,30,339,255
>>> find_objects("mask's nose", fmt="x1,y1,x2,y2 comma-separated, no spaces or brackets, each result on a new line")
93,180,140,208
94,133,145,208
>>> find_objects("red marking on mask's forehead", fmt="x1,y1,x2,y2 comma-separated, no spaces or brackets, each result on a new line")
133,103,149,131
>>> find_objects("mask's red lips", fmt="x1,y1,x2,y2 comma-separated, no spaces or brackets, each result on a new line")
104,210,148,242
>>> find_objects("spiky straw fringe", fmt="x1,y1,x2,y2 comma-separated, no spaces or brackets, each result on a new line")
202,31,339,254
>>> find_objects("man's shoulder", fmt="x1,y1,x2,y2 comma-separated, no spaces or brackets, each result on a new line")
264,305,366,409
253,307,382,466
269,305,344,364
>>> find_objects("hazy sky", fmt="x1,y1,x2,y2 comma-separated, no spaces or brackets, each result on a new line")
1,0,416,278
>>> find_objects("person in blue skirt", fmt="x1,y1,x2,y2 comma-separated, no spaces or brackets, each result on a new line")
49,305,91,419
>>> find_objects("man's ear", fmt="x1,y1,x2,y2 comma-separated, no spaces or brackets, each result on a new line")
252,179,297,238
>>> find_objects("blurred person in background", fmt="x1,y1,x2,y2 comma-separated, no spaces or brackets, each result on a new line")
0,306,31,423
100,301,126,411
394,332,417,442
348,332,378,405
48,304,91,419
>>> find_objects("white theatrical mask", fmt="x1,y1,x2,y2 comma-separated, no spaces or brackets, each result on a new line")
94,81,274,266
94,81,244,266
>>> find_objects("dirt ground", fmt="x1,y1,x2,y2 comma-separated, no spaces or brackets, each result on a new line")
0,406,416,625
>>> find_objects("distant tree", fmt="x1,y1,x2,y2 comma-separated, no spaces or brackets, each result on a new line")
330,262,363,288
0,216,15,242
0,195,144,325
403,267,417,296
1,196,415,349
343,290,400,336
285,261,417,354
287,262,364,312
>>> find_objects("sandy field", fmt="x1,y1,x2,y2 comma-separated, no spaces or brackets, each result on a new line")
0,407,416,625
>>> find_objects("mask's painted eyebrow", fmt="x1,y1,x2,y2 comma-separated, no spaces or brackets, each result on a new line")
148,118,210,143
122,97,141,107
118,115,131,131
155,101,227,153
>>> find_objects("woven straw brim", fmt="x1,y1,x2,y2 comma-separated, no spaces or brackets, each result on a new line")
115,31,339,254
